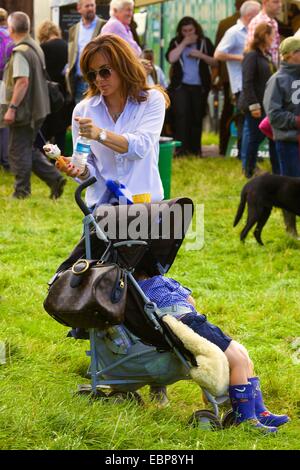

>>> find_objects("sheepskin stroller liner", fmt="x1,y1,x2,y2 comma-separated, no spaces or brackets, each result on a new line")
50,178,228,423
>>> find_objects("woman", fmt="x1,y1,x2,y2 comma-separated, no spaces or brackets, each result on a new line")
239,22,279,178
101,0,141,56
264,36,300,238
55,34,169,208
37,20,70,153
166,17,217,156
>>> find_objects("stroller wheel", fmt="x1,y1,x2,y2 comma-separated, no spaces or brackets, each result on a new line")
222,410,236,429
188,409,222,431
108,390,144,405
77,384,107,399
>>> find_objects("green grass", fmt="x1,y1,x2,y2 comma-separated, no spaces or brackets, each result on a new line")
0,155,299,450
202,131,219,146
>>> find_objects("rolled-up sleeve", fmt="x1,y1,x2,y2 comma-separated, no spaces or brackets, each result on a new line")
216,29,234,54
121,90,166,160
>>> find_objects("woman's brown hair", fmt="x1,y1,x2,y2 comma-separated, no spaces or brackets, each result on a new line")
80,34,170,106
246,22,273,52
176,16,204,41
37,20,61,44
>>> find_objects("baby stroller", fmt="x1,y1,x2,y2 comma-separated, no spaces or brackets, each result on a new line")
44,177,228,430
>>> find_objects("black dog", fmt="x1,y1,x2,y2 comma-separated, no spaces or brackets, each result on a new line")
233,173,300,245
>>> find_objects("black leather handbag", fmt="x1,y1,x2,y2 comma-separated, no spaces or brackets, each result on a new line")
44,259,127,329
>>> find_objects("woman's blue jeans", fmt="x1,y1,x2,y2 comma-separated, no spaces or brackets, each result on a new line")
244,112,280,176
275,140,300,177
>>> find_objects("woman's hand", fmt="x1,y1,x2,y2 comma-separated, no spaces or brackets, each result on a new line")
182,33,198,46
75,116,100,141
188,49,204,59
189,49,218,67
140,59,154,75
55,155,83,178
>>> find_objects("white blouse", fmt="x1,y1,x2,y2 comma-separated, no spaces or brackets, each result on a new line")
72,88,165,208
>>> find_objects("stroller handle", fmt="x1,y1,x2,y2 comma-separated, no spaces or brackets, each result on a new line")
75,176,97,215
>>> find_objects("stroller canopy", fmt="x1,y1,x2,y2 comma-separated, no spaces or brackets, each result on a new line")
94,197,194,275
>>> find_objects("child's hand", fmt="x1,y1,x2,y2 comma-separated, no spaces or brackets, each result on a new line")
187,295,196,308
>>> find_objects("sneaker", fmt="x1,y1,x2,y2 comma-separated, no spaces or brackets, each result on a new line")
149,386,169,407
50,177,66,200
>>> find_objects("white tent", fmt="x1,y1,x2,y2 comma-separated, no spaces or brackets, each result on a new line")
50,0,77,6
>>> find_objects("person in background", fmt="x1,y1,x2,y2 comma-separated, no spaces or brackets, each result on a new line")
66,0,106,104
37,20,70,154
141,48,168,88
0,12,66,200
166,16,217,157
214,1,261,167
0,8,14,172
289,2,300,34
101,0,141,56
214,0,247,156
239,23,279,178
264,36,300,238
246,0,282,67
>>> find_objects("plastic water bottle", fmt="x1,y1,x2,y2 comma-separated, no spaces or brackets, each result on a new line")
72,136,91,172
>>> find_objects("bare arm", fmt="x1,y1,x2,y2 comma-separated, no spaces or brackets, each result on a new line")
168,34,198,63
168,40,187,64
214,50,243,62
189,49,218,66
3,77,29,125
76,117,129,154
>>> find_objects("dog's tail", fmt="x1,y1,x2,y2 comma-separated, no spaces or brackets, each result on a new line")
233,188,247,227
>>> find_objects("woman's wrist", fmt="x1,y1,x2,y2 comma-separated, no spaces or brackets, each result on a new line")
79,165,90,180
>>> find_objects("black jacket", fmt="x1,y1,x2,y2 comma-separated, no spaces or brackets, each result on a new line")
166,36,215,93
239,49,275,112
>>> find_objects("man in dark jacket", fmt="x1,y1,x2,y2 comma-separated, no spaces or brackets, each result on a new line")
0,12,66,199
264,36,300,237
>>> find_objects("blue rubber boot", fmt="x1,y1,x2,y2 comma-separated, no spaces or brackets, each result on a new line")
249,377,290,427
229,383,277,433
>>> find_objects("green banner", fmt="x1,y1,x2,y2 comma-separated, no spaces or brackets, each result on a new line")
226,136,270,159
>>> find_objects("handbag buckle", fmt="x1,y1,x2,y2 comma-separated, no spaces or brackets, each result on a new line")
72,259,90,275
96,260,105,266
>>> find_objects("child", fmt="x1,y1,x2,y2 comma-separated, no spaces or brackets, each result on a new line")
137,273,290,433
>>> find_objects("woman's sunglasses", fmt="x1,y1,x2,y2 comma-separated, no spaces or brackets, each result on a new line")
86,66,112,82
